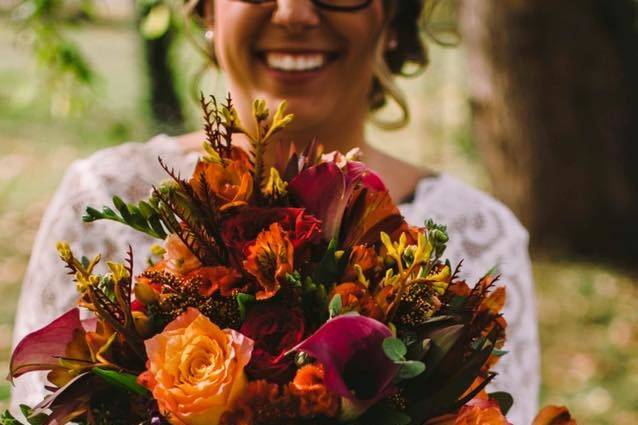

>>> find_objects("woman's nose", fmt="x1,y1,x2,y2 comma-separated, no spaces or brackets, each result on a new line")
272,0,320,32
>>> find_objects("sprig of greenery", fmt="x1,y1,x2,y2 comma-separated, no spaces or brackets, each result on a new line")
12,0,98,115
83,195,168,239
0,405,48,425
424,218,449,259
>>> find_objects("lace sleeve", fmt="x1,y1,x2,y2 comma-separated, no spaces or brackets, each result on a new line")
400,174,540,425
9,137,197,413
486,225,540,425
9,160,148,411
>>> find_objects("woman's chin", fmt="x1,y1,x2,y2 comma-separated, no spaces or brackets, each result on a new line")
256,96,331,135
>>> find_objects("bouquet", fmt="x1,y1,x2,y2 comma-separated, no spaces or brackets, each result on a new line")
5,96,576,425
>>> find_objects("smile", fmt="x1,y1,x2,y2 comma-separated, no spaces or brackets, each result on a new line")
258,51,338,73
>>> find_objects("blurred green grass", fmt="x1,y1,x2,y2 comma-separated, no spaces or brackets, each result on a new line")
1,19,637,425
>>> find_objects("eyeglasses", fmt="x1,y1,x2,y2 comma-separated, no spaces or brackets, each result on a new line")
230,0,374,13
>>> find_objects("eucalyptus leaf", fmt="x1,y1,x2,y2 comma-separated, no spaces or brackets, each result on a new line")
383,337,407,362
397,360,426,380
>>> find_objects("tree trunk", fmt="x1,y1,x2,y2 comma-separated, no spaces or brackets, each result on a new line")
459,0,638,263
137,11,184,133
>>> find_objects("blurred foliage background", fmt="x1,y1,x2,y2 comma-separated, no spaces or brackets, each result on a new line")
0,0,637,423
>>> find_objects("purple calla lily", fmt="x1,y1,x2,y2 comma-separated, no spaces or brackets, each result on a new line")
345,161,386,192
290,314,399,419
288,159,387,241
9,308,84,381
289,162,351,241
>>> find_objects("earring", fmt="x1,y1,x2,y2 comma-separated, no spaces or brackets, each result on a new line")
205,29,214,42
388,37,398,50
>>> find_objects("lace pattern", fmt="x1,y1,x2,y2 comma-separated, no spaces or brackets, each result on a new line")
11,135,539,424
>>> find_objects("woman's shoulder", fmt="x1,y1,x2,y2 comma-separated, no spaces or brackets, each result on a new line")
70,134,186,174
62,134,199,198
401,172,529,244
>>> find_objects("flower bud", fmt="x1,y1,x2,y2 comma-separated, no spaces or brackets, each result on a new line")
134,281,159,305
132,311,153,338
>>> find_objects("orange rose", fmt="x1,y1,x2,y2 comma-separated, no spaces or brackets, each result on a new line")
243,223,294,300
139,308,253,425
330,282,383,320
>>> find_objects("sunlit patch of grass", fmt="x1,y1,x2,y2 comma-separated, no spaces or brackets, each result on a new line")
535,260,638,425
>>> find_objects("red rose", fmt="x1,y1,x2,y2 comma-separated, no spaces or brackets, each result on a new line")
221,207,321,259
239,303,305,383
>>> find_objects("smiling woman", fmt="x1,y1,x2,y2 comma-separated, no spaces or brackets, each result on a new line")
207,0,387,148
10,1,541,424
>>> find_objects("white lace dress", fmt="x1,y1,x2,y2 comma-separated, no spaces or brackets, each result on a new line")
11,135,540,424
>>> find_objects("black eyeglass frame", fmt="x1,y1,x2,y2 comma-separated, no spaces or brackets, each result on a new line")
232,0,374,12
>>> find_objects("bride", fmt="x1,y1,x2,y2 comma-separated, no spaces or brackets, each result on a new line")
11,0,540,423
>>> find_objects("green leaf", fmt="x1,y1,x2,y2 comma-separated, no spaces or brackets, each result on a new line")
113,196,132,221
236,293,256,320
128,205,148,228
84,197,166,239
383,337,407,362
328,294,342,318
424,324,464,371
396,360,426,380
0,410,24,425
141,4,172,39
18,406,47,425
358,402,412,425
82,206,103,222
285,272,302,287
91,367,149,396
148,215,168,238
138,201,156,219
407,342,494,422
492,348,508,357
488,391,514,415
313,239,347,285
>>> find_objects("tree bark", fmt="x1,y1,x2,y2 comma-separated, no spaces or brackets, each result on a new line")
136,7,185,133
460,0,638,262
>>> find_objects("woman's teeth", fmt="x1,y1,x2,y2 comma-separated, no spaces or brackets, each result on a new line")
264,52,328,72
